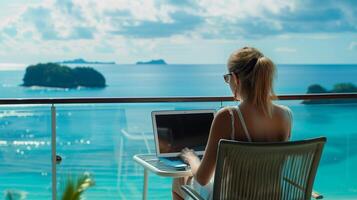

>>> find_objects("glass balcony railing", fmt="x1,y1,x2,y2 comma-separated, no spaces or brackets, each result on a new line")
0,93,356,200
0,105,52,199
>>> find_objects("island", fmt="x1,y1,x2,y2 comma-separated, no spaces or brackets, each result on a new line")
57,58,115,65
22,63,106,88
136,59,167,65
302,83,357,104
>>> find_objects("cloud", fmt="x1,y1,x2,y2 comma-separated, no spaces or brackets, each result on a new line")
197,0,357,39
112,11,204,38
3,1,94,41
2,0,357,41
69,26,95,39
2,25,17,36
55,0,84,21
1,0,357,64
277,7,355,34
23,6,60,40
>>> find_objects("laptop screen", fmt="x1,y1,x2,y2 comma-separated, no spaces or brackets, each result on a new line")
152,110,215,156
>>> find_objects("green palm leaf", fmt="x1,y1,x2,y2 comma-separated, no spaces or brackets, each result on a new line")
60,173,95,200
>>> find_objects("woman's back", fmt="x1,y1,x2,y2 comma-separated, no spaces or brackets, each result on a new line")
218,103,293,199
230,103,292,143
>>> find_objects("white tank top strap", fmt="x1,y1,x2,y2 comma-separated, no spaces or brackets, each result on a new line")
227,107,235,140
235,106,252,142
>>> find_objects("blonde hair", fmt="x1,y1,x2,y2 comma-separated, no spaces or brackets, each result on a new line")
228,47,276,117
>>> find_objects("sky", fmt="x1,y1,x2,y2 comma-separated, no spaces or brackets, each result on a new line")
0,0,357,64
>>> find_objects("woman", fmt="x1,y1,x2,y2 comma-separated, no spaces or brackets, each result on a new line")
172,47,292,200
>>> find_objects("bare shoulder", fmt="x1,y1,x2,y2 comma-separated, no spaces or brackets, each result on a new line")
211,107,234,134
272,104,292,120
214,106,235,122
272,104,293,140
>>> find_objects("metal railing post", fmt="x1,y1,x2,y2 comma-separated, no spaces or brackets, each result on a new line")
51,104,57,200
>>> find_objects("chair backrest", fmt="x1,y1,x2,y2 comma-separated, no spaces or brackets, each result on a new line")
213,137,326,200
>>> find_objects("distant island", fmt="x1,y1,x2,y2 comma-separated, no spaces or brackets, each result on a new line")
22,63,106,88
302,83,357,104
136,59,167,65
57,58,115,65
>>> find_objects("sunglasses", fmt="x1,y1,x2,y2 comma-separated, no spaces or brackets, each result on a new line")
223,73,232,83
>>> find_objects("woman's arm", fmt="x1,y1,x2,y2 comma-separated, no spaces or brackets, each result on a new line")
181,108,232,185
282,106,293,141
275,104,293,141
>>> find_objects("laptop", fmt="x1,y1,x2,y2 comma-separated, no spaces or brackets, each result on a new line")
151,109,215,168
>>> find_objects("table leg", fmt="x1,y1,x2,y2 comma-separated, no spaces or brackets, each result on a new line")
143,169,148,200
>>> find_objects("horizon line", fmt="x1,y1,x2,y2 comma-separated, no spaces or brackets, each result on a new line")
1,62,357,66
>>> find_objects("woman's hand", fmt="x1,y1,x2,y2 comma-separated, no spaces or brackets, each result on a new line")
180,148,199,164
180,148,201,174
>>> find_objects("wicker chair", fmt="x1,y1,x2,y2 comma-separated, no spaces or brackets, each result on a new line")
182,137,326,200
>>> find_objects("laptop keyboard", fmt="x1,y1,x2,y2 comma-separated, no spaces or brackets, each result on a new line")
164,155,203,161
147,158,188,171
164,157,182,161
138,154,202,171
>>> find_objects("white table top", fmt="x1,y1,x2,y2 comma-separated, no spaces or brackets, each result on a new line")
133,154,192,177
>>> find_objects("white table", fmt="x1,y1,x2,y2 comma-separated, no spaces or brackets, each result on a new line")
133,154,192,200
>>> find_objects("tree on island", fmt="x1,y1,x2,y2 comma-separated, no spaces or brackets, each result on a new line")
302,83,357,104
22,63,106,88
136,59,167,65
73,67,106,87
331,83,357,93
306,84,328,93
58,58,115,65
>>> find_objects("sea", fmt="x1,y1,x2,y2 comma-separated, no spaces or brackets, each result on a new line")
0,64,356,199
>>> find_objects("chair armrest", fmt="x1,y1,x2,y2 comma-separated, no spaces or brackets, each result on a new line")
283,177,323,199
181,185,204,200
